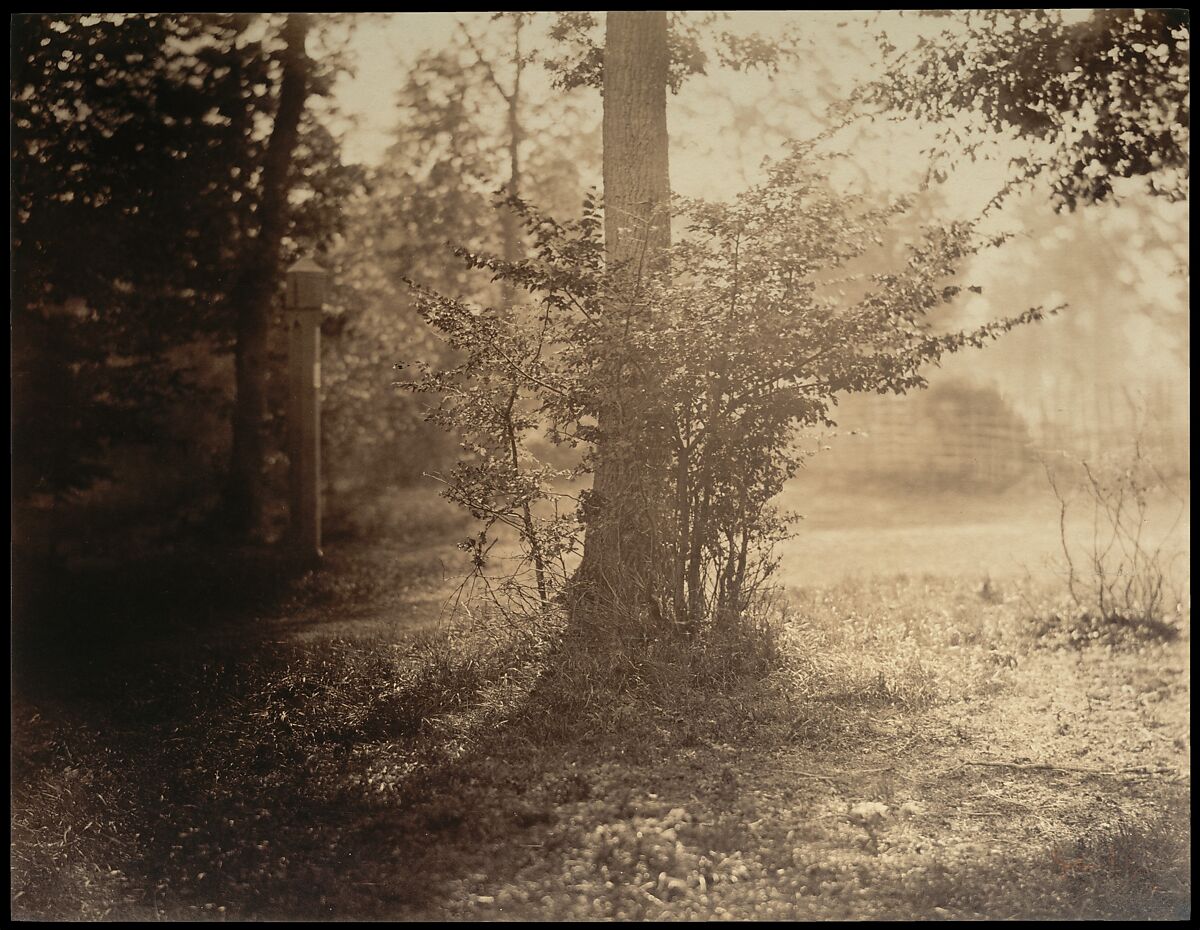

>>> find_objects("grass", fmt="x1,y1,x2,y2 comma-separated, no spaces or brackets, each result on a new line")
10,489,1192,921
12,634,523,919
773,478,1190,589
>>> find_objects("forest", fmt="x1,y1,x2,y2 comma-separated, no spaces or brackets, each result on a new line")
11,11,1190,921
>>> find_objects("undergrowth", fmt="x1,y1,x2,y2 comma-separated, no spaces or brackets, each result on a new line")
896,812,1192,919
11,572,1190,920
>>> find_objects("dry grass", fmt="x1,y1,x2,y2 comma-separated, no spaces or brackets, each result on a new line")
10,486,1191,921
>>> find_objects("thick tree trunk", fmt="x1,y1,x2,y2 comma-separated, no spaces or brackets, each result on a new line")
227,14,310,539
573,11,672,622
598,12,672,276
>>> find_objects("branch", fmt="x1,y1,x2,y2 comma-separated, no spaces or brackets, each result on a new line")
460,23,513,104
489,339,571,398
791,764,896,782
962,759,1179,778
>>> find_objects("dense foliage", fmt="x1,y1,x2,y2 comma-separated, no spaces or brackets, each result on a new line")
11,13,356,506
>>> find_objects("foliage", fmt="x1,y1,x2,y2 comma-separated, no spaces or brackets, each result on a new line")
546,11,801,92
403,145,1051,630
866,9,1190,208
322,20,597,512
11,13,242,498
10,13,357,503
322,37,512,504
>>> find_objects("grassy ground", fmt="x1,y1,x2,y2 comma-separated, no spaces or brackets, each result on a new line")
10,485,1191,920
775,474,1190,588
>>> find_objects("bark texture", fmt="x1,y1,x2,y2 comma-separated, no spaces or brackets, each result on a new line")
574,11,673,622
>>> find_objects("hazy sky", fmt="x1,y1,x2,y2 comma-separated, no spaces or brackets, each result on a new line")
332,13,462,167
331,12,937,195
329,11,1044,212
329,11,1187,422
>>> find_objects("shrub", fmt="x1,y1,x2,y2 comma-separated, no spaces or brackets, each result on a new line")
402,146,1052,635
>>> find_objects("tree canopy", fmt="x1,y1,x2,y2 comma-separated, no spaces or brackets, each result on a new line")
866,9,1190,208
11,13,357,506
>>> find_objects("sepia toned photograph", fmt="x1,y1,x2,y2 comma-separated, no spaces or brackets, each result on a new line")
11,10,1189,921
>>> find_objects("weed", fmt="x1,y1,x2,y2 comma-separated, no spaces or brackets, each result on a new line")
1044,439,1187,632
1028,602,1182,650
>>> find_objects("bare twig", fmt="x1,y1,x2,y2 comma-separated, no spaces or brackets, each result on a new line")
791,764,896,782
962,759,1178,778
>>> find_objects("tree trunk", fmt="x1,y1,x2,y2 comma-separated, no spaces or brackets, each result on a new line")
598,12,672,276
573,11,672,622
499,20,550,602
227,14,310,539
501,17,523,268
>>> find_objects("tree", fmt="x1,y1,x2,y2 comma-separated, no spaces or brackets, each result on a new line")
406,20,1052,625
865,9,1190,209
227,13,312,538
403,11,1050,636
459,12,531,294
406,146,1048,632
11,13,356,538
573,11,673,614
321,36,517,514
860,9,1188,470
11,14,258,500
323,14,596,522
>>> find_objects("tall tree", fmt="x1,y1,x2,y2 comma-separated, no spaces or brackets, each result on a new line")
11,13,355,540
325,14,596,514
461,12,529,291
227,13,312,538
11,13,262,501
574,11,673,614
406,12,1050,636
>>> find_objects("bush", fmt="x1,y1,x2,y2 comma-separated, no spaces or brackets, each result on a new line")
403,148,1050,636
1027,601,1181,650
